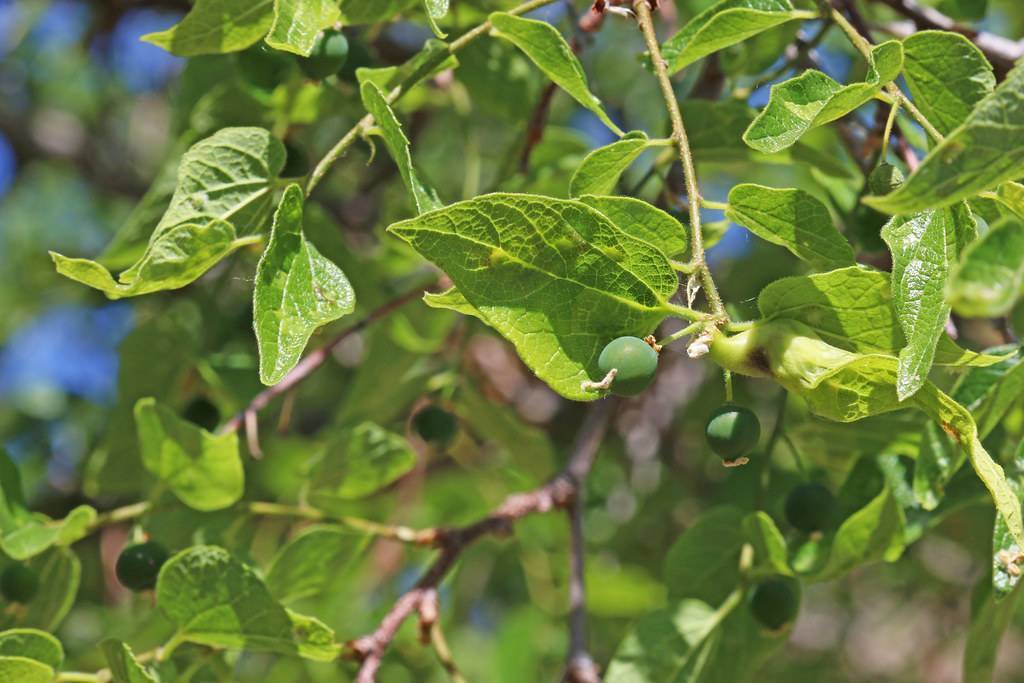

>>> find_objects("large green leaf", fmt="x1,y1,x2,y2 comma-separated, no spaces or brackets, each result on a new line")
882,204,976,399
758,266,1000,367
142,0,275,56
52,128,284,298
389,193,677,400
265,526,367,602
663,507,746,604
726,185,855,270
157,546,339,661
265,0,340,56
360,81,442,214
488,12,623,136
948,216,1024,318
134,398,243,512
569,132,664,197
0,629,62,683
6,550,81,632
579,195,688,259
744,41,903,153
902,30,995,137
0,450,29,535
865,62,1024,214
101,639,158,683
309,422,416,502
661,0,817,75
253,185,355,385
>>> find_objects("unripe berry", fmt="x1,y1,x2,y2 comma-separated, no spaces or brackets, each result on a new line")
597,336,659,395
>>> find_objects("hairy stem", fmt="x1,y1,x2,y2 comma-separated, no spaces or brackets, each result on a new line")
633,1,727,320
306,0,558,194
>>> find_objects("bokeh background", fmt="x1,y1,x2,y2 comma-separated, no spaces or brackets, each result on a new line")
3,0,1024,680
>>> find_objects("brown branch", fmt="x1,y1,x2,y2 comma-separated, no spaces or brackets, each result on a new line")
864,0,1022,78
346,399,616,682
564,499,600,683
219,279,440,435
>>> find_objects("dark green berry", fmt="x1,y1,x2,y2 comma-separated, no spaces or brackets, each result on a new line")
0,563,39,603
867,163,905,196
298,30,349,80
749,578,800,630
236,43,293,91
413,406,458,448
116,541,170,592
784,482,836,534
281,142,310,178
704,405,761,460
183,397,220,432
597,336,659,395
338,39,374,83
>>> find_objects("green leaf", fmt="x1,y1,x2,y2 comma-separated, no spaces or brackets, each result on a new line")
13,550,80,632
807,488,905,581
488,12,624,137
157,546,339,661
579,195,688,259
254,185,355,385
51,220,249,300
142,0,274,56
744,41,904,153
101,639,158,683
360,81,442,214
0,450,29,535
660,0,817,75
991,478,1024,598
758,266,1003,367
309,422,416,502
882,204,976,399
902,30,995,137
355,38,457,94
422,0,449,38
52,128,284,299
265,526,367,603
389,193,677,400
134,398,243,512
338,0,416,24
742,512,792,577
569,132,662,197
866,62,1024,214
0,630,63,675
266,0,341,56
725,184,856,270
948,216,1024,318
663,507,746,604
0,505,96,561
964,576,1022,683
953,347,1024,440
604,598,727,683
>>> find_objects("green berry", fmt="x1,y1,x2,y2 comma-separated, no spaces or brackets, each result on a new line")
281,142,310,178
784,482,836,534
867,163,905,196
597,336,659,395
236,43,293,91
299,30,349,80
183,397,220,432
413,406,458,448
704,405,760,460
0,563,39,603
749,578,800,630
116,541,170,592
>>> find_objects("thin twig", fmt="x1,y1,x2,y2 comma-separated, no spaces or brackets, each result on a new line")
347,400,615,682
633,0,727,321
219,279,437,435
564,499,600,683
